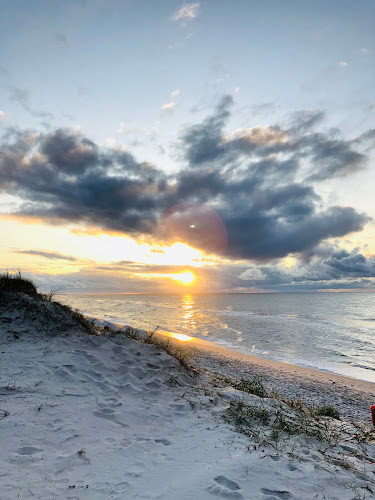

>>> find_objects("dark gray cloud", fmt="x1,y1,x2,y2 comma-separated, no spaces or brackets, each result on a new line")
237,247,375,290
305,134,366,181
180,101,373,181
323,248,375,278
16,249,78,262
288,109,325,133
0,97,373,263
40,129,98,173
181,95,233,165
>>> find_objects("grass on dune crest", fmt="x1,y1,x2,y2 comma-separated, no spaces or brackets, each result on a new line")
0,271,95,335
123,325,197,374
0,271,38,296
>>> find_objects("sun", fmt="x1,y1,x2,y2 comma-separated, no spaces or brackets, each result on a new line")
172,271,195,285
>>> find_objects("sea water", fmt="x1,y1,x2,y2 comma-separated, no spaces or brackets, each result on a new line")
57,292,375,383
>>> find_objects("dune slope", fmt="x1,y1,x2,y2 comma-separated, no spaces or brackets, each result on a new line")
1,294,375,499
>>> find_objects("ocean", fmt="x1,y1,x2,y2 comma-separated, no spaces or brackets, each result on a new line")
57,292,375,383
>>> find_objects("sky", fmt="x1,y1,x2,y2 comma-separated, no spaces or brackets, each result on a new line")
0,0,375,293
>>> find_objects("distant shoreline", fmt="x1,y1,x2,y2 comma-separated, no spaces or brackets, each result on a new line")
56,290,375,295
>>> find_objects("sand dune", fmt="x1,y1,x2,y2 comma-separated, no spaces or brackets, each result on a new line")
1,294,375,499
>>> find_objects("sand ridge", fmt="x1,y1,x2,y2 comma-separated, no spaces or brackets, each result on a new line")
1,306,375,499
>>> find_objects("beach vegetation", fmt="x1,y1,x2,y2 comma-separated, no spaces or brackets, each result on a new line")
223,398,347,447
143,325,160,343
282,397,307,413
229,376,269,398
314,404,340,420
139,330,196,372
57,303,96,334
0,271,95,335
270,428,280,442
226,401,270,426
0,271,38,296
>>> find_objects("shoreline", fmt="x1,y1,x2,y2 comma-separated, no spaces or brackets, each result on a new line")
58,292,375,384
111,322,374,423
157,328,375,423
91,318,375,422
159,328,375,391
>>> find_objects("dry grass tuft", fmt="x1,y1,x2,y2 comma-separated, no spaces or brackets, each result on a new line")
0,271,95,336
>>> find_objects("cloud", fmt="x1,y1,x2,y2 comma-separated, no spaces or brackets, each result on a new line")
171,89,181,98
171,3,200,22
9,87,31,110
117,121,125,134
161,101,176,110
40,128,98,173
338,61,348,67
180,95,233,165
16,249,78,262
9,87,53,121
0,97,373,264
250,102,279,117
0,110,4,119
305,135,366,181
237,246,375,291
230,126,289,147
358,48,371,56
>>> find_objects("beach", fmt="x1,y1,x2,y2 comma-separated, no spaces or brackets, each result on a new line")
157,330,375,423
1,293,375,499
57,292,375,385
2,1,375,497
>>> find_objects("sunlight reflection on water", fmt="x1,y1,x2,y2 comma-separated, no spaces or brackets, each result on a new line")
57,292,375,382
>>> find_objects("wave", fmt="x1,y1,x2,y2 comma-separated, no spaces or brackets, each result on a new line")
347,362,375,372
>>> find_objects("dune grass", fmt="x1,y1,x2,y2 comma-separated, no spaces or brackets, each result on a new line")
0,271,38,296
0,271,95,335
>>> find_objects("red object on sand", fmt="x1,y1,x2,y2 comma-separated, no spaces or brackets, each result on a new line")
371,405,375,426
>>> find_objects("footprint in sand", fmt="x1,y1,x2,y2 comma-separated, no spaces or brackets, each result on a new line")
8,446,44,465
207,476,243,498
154,438,171,446
261,488,292,499
287,463,299,472
17,446,43,455
93,409,129,428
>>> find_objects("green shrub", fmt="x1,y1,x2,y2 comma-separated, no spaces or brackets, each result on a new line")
225,400,270,426
231,376,268,398
315,404,340,420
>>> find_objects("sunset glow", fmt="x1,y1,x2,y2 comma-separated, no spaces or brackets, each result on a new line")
171,271,195,285
169,332,193,342
1,1,374,293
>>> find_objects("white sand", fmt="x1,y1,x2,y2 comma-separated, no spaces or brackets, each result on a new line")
1,297,375,499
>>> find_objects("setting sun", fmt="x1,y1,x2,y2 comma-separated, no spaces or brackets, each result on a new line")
172,271,195,285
